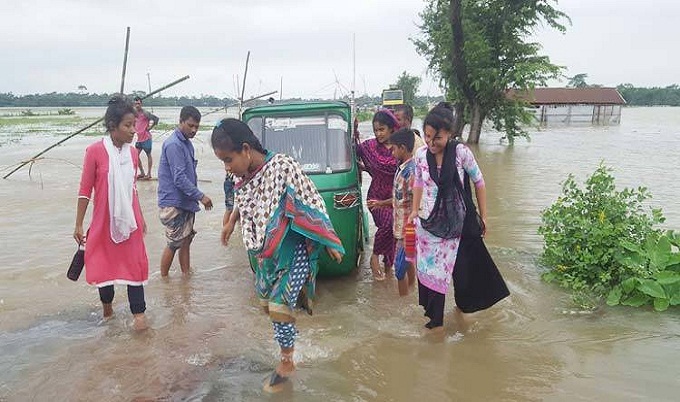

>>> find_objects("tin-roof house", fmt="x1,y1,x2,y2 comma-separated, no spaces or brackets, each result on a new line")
509,87,626,125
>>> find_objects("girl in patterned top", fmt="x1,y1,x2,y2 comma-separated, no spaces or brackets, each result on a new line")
408,103,503,331
212,118,344,392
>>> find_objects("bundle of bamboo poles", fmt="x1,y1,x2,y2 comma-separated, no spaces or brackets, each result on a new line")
3,27,190,180
3,75,190,179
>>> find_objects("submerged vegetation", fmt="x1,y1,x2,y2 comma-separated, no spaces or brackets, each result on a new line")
539,164,680,311
57,108,76,115
0,116,84,127
3,108,77,118
0,92,239,108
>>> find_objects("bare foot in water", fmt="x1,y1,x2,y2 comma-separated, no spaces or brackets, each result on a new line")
276,358,295,377
453,307,473,332
102,303,114,320
421,324,445,340
133,313,149,331
263,351,295,393
383,265,393,278
370,254,385,281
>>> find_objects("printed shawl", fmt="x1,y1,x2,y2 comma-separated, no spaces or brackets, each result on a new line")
235,152,345,258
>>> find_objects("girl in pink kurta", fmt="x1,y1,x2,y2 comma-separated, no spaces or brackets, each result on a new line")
74,96,149,330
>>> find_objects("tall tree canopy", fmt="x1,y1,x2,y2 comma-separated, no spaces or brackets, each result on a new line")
393,71,422,106
413,0,570,143
566,73,589,88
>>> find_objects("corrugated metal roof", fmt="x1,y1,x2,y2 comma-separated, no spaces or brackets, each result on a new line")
509,87,626,105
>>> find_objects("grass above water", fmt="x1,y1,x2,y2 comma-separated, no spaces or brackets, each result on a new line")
0,116,87,127
0,117,106,145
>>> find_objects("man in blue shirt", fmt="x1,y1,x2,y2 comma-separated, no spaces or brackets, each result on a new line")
157,106,213,276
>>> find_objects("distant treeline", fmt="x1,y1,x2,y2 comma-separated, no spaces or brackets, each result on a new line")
0,92,238,107
0,91,443,108
4,87,678,108
617,84,680,106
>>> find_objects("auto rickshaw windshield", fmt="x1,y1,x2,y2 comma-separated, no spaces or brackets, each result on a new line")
247,114,351,174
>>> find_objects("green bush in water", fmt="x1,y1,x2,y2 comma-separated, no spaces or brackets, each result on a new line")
538,163,680,311
57,108,75,115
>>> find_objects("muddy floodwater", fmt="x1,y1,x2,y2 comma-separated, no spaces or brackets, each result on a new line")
1,106,679,401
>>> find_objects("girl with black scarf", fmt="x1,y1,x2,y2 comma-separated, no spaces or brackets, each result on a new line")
408,104,509,331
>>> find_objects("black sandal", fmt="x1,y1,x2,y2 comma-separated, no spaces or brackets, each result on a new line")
268,371,289,387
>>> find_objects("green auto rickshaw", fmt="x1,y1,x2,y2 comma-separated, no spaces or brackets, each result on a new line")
242,101,368,276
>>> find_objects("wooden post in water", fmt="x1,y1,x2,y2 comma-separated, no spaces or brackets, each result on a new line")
3,75,190,180
540,106,546,125
120,27,131,94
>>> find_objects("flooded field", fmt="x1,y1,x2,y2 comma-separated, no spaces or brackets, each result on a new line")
0,106,679,401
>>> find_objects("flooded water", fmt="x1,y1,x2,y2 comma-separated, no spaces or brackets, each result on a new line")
1,107,679,401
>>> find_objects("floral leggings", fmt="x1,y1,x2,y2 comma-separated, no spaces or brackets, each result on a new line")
267,240,311,349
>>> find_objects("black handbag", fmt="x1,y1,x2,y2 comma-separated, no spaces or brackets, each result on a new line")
451,145,509,313
459,170,485,238
67,243,85,281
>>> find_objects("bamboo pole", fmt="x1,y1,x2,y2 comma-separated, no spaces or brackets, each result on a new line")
3,75,190,179
120,27,131,94
244,91,277,105
240,51,250,103
202,90,278,119
140,75,190,100
151,89,277,142
238,51,251,118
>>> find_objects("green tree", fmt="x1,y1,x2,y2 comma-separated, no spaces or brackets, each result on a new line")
616,83,680,106
566,73,589,88
393,71,422,106
413,0,569,143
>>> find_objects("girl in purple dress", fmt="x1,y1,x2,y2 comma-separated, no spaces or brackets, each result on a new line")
355,110,400,280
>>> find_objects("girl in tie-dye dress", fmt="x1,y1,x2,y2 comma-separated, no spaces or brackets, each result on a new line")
410,103,508,330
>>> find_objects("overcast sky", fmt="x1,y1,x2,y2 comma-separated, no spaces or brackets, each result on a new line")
2,0,678,98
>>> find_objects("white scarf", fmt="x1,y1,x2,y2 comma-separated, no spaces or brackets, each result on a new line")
103,137,138,243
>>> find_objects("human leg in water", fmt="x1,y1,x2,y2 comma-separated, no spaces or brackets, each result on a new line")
99,285,115,320
267,321,297,389
370,253,385,281
128,285,148,331
264,240,310,392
